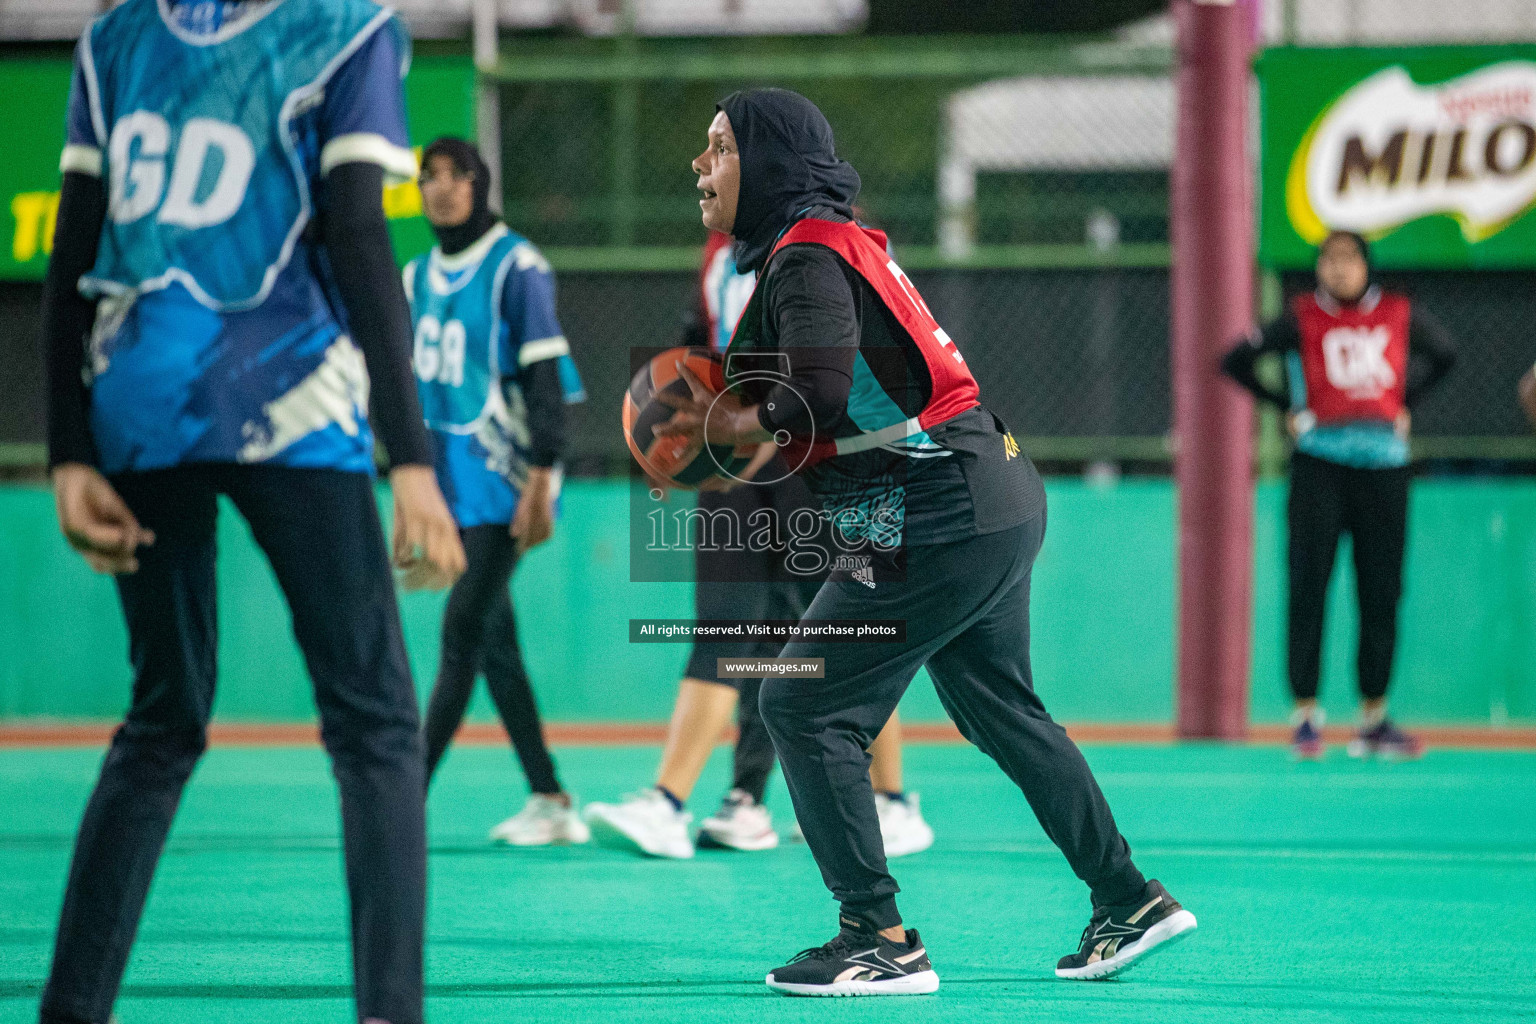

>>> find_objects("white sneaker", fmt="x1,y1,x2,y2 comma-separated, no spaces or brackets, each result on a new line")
782,794,935,857
583,789,695,859
876,792,935,858
698,789,780,851
489,794,592,846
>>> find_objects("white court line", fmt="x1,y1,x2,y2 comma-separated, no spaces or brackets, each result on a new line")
1096,773,1526,791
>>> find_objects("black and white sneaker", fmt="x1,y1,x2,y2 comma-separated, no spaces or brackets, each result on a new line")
766,917,939,997
1055,879,1197,980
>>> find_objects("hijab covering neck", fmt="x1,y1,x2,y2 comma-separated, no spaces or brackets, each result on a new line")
423,136,500,256
718,88,861,275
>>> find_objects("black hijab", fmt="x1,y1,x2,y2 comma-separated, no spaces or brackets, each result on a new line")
422,136,499,256
718,88,861,275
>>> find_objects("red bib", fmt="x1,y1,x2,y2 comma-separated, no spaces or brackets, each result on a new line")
1292,288,1410,425
726,218,980,468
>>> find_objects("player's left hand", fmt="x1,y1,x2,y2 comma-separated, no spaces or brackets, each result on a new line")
512,467,556,553
390,465,467,591
52,462,155,575
653,360,772,448
1394,409,1411,440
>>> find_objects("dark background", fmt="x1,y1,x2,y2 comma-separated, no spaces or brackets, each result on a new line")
866,0,1170,34
7,267,1532,472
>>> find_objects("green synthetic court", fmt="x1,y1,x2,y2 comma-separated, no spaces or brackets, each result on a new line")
2,741,1533,1023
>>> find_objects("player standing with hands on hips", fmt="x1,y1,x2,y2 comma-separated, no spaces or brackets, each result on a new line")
657,88,1196,996
40,1,464,1021
1222,230,1454,760
407,136,590,844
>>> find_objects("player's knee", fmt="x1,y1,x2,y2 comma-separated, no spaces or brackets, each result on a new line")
321,713,423,772
111,721,208,779
1359,593,1402,623
317,685,421,762
757,677,795,733
440,607,485,655
480,644,525,678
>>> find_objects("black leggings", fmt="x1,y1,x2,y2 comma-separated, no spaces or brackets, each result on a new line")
1287,452,1410,703
423,524,562,794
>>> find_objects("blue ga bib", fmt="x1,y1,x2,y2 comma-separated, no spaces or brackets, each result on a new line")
410,226,522,436
408,226,536,526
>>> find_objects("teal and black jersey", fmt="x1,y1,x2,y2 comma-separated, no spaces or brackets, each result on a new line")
64,0,418,474
405,225,584,528
727,219,1043,547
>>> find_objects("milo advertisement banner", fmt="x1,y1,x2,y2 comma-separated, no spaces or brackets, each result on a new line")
0,54,474,281
1258,46,1536,269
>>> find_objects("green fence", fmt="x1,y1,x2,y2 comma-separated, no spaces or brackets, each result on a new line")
5,38,1536,467
487,34,1536,467
3,477,1533,727
486,33,1173,258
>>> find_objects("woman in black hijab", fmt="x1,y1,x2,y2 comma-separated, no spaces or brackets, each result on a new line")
658,89,1198,995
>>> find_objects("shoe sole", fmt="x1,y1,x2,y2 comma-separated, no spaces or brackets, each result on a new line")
490,830,592,846
1055,909,1198,981
1347,740,1421,761
697,828,780,851
585,813,693,859
766,970,940,997
883,827,935,859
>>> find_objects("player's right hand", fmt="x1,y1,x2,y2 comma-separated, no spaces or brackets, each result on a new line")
52,462,154,575
389,465,466,591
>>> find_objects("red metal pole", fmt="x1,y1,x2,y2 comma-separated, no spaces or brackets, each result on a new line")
1171,0,1255,739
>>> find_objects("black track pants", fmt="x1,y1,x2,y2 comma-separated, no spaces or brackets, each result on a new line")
41,466,425,1024
1287,452,1410,703
760,513,1146,929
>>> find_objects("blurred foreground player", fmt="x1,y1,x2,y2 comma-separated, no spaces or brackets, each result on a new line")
584,232,932,860
655,89,1195,995
40,1,464,1021
408,137,590,845
1223,231,1454,760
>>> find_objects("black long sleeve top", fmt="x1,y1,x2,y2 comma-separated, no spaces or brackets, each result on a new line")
743,235,1044,544
515,349,567,470
1222,299,1457,412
